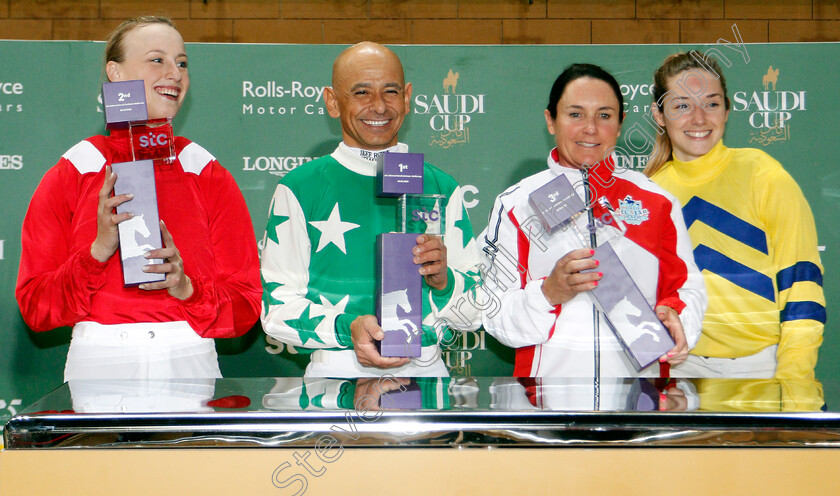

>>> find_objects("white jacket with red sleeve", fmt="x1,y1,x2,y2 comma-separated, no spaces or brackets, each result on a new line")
479,150,706,378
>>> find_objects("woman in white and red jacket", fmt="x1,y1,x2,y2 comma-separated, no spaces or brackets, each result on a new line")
15,16,261,380
480,63,706,378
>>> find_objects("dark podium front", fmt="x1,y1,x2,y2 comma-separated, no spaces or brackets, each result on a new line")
2,377,840,495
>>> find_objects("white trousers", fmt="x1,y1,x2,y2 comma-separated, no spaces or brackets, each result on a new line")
670,345,778,379
305,347,449,378
69,379,216,413
65,321,222,381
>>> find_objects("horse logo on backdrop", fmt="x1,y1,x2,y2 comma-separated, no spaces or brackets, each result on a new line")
120,214,156,258
733,66,806,147
415,69,486,149
616,196,649,225
381,289,419,341
763,66,779,91
443,69,459,94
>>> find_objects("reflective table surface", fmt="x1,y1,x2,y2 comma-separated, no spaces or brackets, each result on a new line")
4,377,839,449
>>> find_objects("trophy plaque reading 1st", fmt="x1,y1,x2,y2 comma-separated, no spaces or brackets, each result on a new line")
112,160,165,286
376,152,423,197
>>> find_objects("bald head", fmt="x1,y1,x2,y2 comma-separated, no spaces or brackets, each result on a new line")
323,41,412,150
332,42,405,90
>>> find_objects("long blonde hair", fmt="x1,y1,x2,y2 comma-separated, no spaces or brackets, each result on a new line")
643,52,730,177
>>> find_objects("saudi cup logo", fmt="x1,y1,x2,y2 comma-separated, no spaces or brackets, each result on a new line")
733,66,806,147
414,70,486,148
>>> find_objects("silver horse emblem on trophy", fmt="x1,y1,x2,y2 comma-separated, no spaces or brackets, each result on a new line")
381,289,419,341
611,297,662,345
120,214,156,259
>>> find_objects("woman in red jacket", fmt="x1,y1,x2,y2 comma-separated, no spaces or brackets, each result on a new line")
16,16,261,380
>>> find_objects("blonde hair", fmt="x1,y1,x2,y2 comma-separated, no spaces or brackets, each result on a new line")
104,16,177,65
643,52,730,177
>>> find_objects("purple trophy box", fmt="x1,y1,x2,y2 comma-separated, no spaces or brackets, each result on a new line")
376,152,424,197
528,174,585,234
375,233,422,358
588,242,675,370
112,160,165,286
379,380,422,409
102,80,148,130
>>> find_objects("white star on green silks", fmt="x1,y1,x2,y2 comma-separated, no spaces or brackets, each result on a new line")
308,203,360,254
308,294,350,319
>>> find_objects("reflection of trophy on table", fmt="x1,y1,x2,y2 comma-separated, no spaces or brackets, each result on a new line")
103,80,175,286
529,174,674,371
375,152,445,358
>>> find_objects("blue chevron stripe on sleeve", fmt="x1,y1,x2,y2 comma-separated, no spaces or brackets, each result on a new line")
694,245,776,302
777,261,823,292
683,197,768,254
781,301,827,324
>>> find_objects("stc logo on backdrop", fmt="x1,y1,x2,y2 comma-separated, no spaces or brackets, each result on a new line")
414,69,486,148
241,80,327,117
732,66,806,147
0,80,24,113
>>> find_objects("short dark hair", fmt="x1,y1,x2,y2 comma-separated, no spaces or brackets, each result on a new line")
546,63,624,123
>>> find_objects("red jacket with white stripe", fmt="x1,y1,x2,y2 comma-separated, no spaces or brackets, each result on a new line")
480,150,706,377
15,130,261,338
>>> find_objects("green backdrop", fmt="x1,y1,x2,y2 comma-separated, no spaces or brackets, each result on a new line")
1,39,836,426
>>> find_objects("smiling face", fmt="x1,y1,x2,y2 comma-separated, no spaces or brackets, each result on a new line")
545,77,622,169
653,69,729,162
106,23,189,120
323,42,412,151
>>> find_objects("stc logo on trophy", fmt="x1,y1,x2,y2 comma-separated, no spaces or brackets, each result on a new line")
241,80,327,116
0,154,22,170
0,80,24,113
733,66,806,146
242,155,315,176
412,207,440,222
415,69,486,148
137,131,169,148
